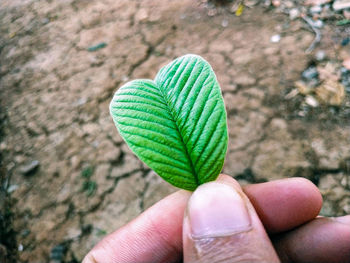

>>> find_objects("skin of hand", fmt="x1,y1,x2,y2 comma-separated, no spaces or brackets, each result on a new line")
83,175,350,263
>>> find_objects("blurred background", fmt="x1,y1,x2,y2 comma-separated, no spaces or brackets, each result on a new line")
0,0,349,262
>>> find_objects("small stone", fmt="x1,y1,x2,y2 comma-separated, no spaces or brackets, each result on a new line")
312,19,324,28
0,142,7,150
316,50,326,61
270,34,281,43
302,66,318,80
305,0,331,6
135,9,148,22
15,155,25,163
19,160,40,175
221,18,228,28
7,185,19,193
305,95,319,107
70,155,81,169
289,8,300,20
310,5,323,13
272,0,280,6
333,0,350,11
50,244,67,262
18,244,23,252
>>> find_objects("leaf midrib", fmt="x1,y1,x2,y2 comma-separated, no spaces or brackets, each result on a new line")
154,81,199,186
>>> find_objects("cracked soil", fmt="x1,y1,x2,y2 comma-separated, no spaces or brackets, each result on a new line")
0,0,350,262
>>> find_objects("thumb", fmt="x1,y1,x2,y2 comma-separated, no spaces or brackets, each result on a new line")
183,179,280,263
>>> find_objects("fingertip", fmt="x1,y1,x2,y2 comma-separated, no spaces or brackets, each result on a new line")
275,217,350,263
288,177,323,211
287,177,323,217
217,174,242,190
243,177,323,233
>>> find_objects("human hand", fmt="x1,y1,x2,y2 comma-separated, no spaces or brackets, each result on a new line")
83,174,350,263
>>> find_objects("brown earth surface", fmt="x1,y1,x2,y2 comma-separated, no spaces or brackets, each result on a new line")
0,0,350,262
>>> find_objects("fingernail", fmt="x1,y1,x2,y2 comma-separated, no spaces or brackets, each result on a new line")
188,183,251,239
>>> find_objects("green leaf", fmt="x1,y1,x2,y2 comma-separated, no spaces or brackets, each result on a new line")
81,166,94,179
81,180,97,197
110,54,228,190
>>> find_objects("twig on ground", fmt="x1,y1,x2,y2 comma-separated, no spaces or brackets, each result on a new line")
302,15,322,53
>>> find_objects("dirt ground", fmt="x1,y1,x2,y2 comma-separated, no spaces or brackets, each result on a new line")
0,0,350,262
